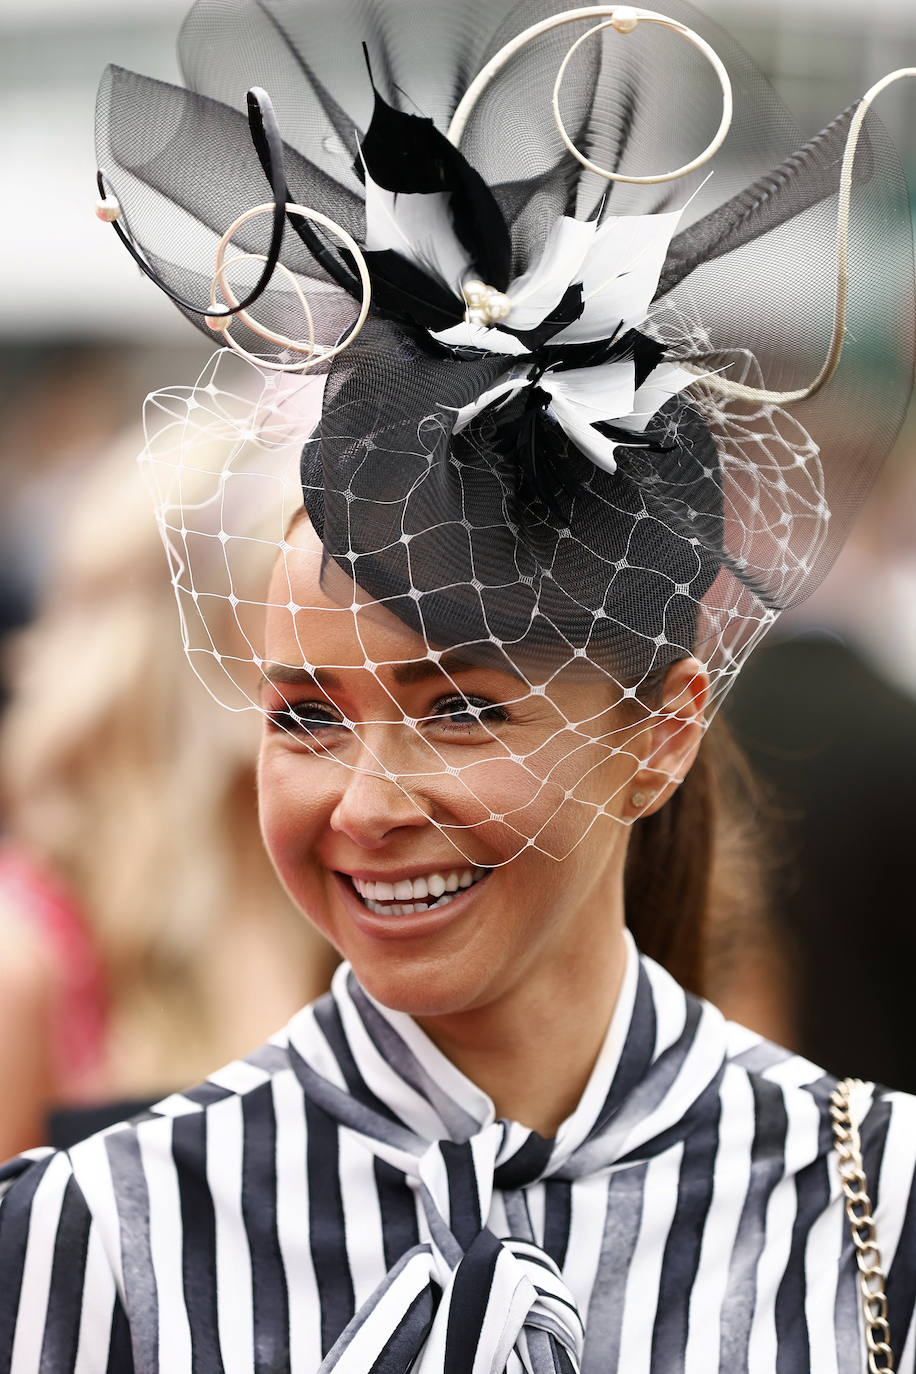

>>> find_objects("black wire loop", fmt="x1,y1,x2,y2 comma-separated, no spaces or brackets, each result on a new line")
96,87,290,321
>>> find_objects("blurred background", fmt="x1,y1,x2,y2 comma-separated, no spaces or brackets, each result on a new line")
0,0,914,1157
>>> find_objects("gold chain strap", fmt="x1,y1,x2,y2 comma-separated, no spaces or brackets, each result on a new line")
830,1078,895,1372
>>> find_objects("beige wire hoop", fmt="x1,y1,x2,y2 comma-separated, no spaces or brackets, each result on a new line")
685,66,916,406
208,201,372,374
211,253,318,366
447,6,733,186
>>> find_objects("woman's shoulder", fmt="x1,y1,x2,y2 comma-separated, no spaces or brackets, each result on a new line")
721,1013,916,1111
1,1025,292,1167
0,1026,303,1370
719,1015,916,1230
0,990,341,1233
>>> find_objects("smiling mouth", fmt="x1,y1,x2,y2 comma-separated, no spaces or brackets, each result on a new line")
343,866,491,916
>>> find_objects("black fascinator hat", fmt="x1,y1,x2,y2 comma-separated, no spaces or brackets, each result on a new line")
95,0,915,704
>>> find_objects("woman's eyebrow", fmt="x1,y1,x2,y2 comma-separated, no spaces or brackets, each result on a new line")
259,664,338,694
391,652,525,685
260,654,525,694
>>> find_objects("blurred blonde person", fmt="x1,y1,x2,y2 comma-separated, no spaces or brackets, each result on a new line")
0,438,336,1158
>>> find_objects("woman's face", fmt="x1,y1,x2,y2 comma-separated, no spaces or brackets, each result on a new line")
257,520,663,1018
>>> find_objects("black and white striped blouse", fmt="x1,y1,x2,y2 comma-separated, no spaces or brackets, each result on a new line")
2,937,915,1373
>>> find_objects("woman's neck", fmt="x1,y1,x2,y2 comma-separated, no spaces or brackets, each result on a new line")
416,922,629,1137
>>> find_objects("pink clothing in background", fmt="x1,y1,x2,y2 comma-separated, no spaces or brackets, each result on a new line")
0,847,107,1100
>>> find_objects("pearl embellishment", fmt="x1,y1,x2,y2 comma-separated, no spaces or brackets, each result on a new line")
463,278,512,326
94,195,122,223
611,7,640,34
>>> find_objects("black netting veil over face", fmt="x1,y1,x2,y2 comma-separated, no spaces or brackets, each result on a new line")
98,0,915,857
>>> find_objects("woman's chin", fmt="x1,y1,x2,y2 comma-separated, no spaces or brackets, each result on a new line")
312,865,509,1016
346,953,495,1019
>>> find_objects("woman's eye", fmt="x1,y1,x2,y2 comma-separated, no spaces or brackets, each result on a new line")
427,695,509,732
266,702,345,737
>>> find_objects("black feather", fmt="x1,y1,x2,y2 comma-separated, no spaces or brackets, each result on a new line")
357,79,511,289
358,249,466,329
507,283,585,350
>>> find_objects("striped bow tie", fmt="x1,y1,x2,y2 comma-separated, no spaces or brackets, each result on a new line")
320,1124,584,1374
288,949,726,1373
291,1035,585,1374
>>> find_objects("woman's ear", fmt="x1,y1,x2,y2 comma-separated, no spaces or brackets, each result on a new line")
628,657,710,818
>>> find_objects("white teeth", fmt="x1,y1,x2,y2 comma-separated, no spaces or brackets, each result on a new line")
352,865,491,914
366,900,423,916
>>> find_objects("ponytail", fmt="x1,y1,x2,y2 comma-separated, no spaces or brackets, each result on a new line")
623,716,771,999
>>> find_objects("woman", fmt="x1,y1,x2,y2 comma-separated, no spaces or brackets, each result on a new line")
2,0,916,1369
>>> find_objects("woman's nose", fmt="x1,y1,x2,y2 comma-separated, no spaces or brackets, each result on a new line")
329,760,431,848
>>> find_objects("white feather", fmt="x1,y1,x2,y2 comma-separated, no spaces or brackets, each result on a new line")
611,363,698,435
362,168,471,294
550,211,683,346
450,374,531,433
430,322,530,355
503,217,598,331
535,360,636,475
540,397,624,475
539,360,636,421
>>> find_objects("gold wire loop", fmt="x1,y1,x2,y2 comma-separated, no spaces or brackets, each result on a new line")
209,201,372,375
551,14,732,185
447,6,733,185
210,253,317,358
453,15,912,406
685,66,916,406
830,1078,896,1373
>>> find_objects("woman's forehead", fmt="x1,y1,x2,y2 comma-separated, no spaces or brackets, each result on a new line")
267,519,455,672
267,512,631,707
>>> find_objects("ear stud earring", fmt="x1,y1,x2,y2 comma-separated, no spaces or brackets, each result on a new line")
630,790,657,810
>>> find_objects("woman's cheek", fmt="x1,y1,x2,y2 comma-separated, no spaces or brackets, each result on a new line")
257,751,324,892
452,754,558,816
453,738,628,830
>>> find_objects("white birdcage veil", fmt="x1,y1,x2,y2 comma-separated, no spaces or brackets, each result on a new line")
99,0,915,864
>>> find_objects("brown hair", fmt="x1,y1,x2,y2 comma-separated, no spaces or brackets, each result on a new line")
624,714,774,1000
